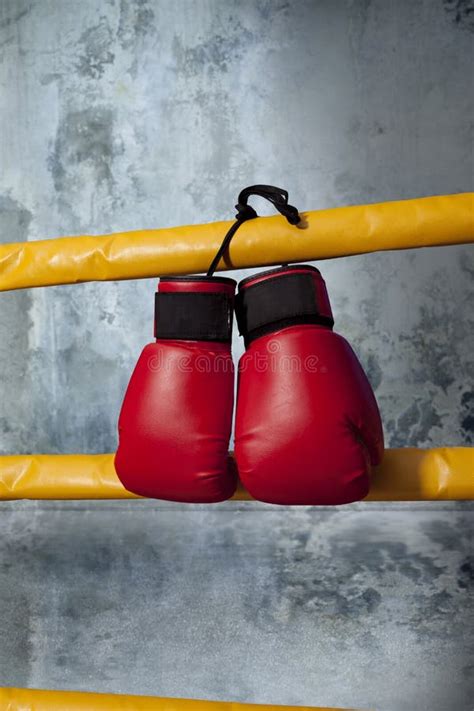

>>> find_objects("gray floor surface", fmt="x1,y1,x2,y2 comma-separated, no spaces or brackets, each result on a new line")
0,500,472,711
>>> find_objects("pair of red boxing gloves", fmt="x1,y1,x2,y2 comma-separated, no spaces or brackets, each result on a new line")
115,186,384,505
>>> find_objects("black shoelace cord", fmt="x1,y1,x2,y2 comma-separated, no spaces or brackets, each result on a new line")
206,184,301,278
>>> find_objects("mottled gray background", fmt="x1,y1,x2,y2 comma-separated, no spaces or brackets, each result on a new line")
0,1,473,710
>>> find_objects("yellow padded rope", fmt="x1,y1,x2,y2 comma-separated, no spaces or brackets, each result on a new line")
0,688,352,710
0,193,472,291
0,448,472,501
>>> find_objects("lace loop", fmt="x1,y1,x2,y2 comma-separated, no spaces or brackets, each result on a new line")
207,184,301,277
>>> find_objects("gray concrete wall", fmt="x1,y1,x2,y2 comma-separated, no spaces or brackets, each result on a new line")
0,1,473,710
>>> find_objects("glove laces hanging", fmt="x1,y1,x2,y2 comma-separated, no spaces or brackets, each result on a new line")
206,184,301,277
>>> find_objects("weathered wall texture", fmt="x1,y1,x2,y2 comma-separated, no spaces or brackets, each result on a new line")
0,0,473,454
0,1,473,710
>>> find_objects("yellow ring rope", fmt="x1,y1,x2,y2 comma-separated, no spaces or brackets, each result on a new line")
0,193,472,291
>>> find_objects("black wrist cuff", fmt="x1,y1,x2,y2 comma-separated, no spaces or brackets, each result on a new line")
155,291,233,342
235,271,334,345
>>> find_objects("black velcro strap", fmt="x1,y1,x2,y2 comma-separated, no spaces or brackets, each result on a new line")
155,292,233,342
236,272,334,345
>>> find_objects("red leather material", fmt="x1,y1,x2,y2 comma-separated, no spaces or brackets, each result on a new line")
158,277,236,294
235,267,384,505
115,277,237,503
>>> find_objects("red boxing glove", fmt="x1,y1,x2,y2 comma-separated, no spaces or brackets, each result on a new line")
115,276,237,502
234,265,384,505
